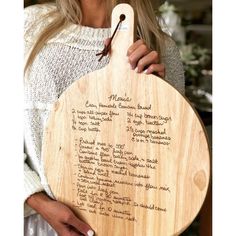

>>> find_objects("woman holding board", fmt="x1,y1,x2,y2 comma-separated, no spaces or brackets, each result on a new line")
24,0,184,235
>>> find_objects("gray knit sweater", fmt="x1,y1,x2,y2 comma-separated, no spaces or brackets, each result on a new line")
24,3,185,217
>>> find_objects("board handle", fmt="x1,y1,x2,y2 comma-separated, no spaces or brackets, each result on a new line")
109,4,136,68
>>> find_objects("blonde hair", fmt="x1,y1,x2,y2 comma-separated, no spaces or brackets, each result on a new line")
25,0,167,73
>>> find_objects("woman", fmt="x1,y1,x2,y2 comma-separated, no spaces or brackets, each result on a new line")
24,0,185,236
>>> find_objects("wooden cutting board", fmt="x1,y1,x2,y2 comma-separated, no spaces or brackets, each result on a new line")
42,4,210,236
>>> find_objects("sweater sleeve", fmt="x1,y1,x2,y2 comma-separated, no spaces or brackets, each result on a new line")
24,153,44,217
161,37,185,95
24,153,44,201
24,4,56,217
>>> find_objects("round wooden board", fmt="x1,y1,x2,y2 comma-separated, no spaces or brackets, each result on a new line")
42,4,210,236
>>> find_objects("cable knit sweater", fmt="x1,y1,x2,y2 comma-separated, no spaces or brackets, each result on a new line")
24,3,185,217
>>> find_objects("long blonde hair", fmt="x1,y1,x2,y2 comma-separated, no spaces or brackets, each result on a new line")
25,0,167,73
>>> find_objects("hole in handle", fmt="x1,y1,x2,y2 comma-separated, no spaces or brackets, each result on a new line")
120,14,126,21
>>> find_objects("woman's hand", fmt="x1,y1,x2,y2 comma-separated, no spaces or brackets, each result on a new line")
26,192,94,236
103,38,165,77
127,39,165,78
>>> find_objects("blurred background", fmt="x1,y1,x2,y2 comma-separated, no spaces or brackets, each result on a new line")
24,1,212,235
154,2,212,235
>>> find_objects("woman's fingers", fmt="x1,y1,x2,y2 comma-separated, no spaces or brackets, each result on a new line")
104,37,165,77
60,226,81,236
127,39,146,56
104,38,111,47
135,51,159,73
69,215,94,236
129,45,151,69
146,63,165,78
127,40,151,69
69,232,81,236
28,194,94,236
127,39,165,77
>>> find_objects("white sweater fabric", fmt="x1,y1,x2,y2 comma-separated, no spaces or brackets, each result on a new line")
24,3,185,217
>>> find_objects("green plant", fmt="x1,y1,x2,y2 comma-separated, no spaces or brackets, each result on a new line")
179,44,211,86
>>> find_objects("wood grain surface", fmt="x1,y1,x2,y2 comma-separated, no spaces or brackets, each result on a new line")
42,4,210,236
